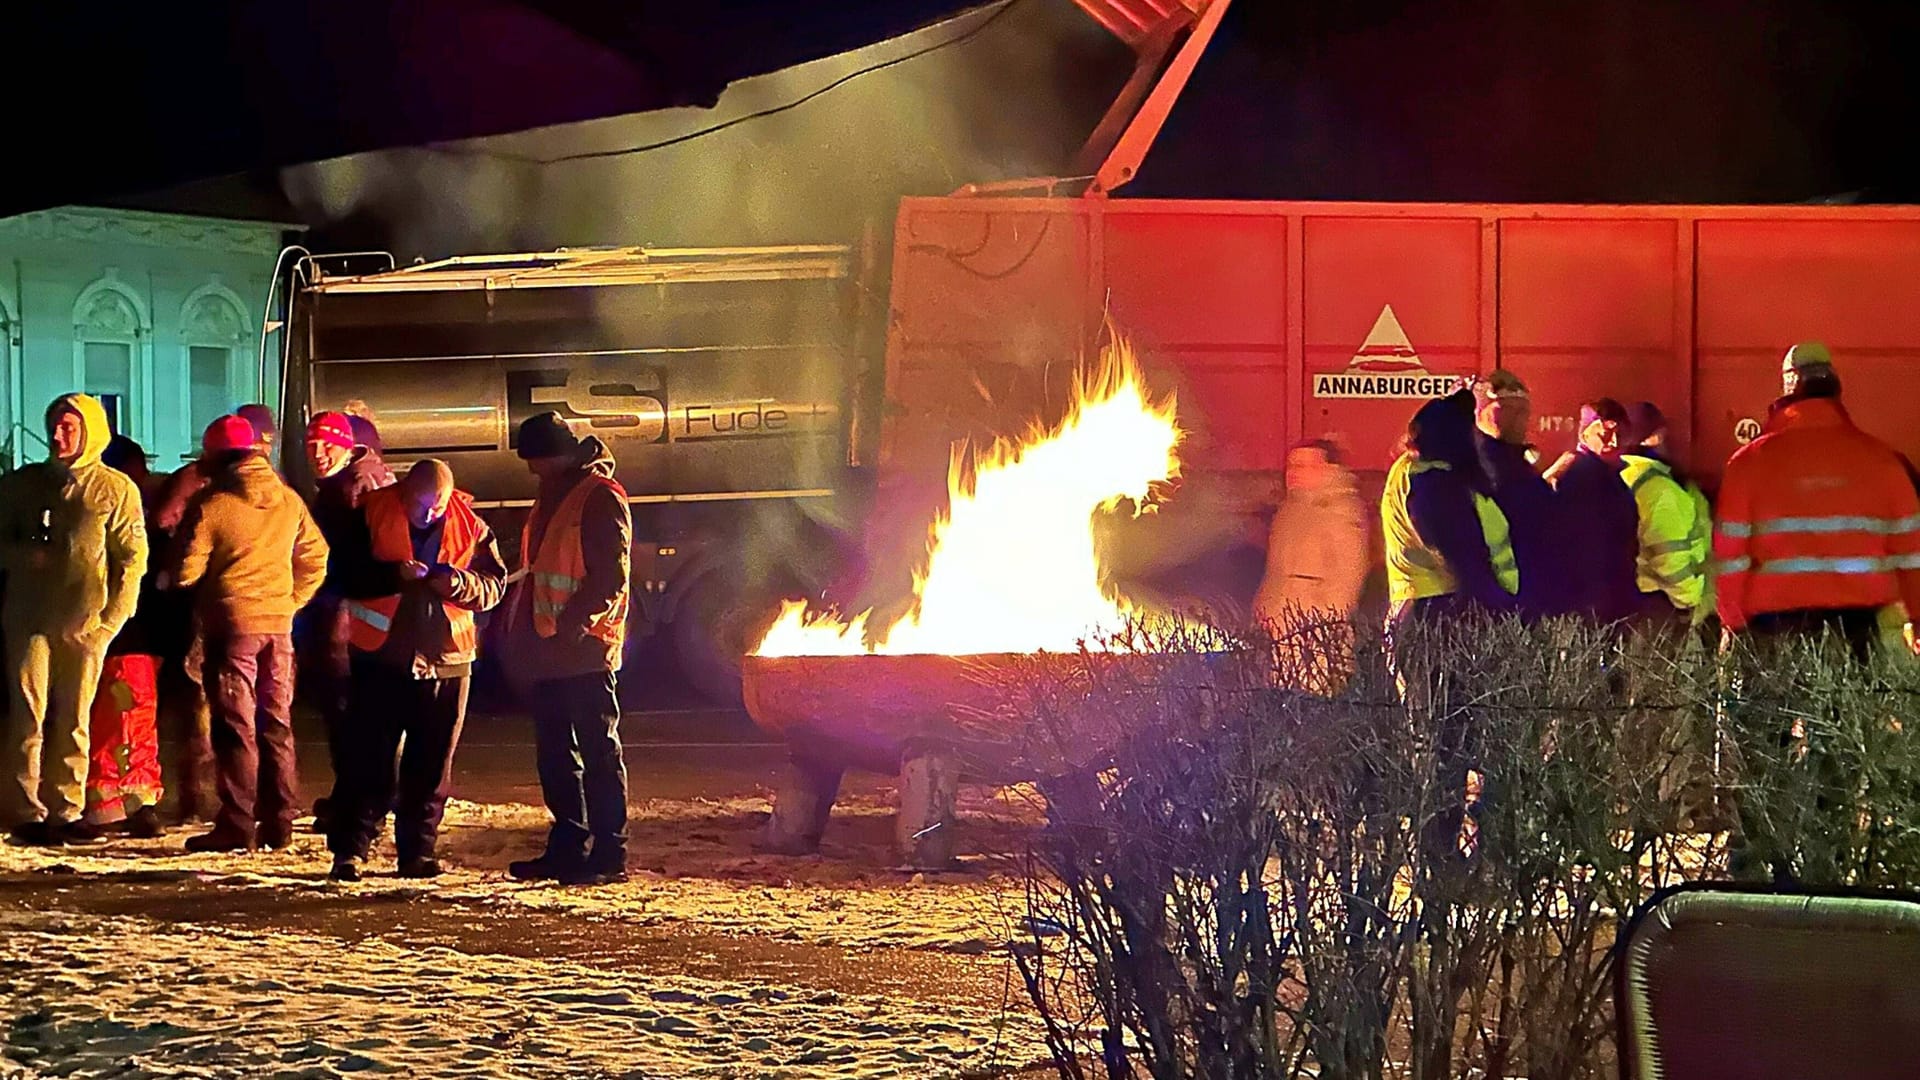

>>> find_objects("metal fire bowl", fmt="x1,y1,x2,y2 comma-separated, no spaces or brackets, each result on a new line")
741,649,1238,780
742,652,1034,778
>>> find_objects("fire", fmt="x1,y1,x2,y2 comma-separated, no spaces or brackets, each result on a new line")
754,336,1180,657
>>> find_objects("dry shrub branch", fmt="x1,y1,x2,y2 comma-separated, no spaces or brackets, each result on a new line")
976,613,1920,1079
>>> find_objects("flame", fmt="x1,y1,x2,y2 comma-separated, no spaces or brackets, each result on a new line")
755,336,1180,657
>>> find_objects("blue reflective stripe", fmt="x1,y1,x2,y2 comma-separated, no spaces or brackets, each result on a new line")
1752,514,1920,536
1720,521,1752,539
344,601,392,633
1757,556,1893,575
1718,556,1753,575
1892,553,1920,571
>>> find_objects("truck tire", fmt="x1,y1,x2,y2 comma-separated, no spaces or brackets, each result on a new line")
671,580,781,709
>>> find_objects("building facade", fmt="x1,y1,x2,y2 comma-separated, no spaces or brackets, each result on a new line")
0,207,297,468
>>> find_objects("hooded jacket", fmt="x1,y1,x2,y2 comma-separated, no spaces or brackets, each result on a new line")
1390,391,1519,614
1253,466,1368,623
505,436,632,680
0,395,147,643
174,455,330,637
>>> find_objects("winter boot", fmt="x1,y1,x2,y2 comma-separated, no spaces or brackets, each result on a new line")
185,827,255,853
398,857,443,880
558,843,628,887
124,807,164,840
509,851,584,882
9,821,56,847
329,857,363,882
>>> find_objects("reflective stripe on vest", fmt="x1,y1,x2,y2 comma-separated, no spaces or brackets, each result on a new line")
1382,454,1520,604
523,473,629,652
345,487,483,656
1620,454,1712,610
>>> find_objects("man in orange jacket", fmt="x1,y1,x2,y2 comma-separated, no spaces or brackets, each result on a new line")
1714,342,1920,657
326,460,507,881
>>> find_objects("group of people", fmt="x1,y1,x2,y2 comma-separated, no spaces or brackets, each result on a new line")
0,398,639,888
1255,340,1920,660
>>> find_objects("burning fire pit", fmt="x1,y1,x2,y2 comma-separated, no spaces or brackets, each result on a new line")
745,337,1183,868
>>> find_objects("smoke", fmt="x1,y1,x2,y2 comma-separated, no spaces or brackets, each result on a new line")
280,1,1127,259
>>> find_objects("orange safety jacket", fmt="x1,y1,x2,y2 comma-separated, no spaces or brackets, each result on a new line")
345,486,484,657
1713,397,1920,631
523,473,629,654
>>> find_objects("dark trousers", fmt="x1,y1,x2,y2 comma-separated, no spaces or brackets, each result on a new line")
1746,607,1881,662
329,653,468,863
204,633,298,838
309,597,353,810
531,671,627,864
157,645,215,820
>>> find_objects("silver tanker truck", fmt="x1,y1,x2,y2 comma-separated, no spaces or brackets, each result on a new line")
275,245,878,704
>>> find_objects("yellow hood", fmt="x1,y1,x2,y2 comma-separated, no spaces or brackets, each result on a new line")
45,393,112,469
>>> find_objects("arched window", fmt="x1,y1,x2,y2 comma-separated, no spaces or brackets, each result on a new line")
72,275,151,441
180,283,252,444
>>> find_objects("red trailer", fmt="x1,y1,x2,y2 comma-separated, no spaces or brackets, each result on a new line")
878,197,1920,505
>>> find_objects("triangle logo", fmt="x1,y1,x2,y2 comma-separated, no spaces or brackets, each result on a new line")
1349,304,1420,369
1312,303,1472,399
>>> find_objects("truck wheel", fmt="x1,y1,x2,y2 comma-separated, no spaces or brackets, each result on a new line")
671,582,780,709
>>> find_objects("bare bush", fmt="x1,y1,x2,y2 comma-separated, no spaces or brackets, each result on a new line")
989,612,1919,1079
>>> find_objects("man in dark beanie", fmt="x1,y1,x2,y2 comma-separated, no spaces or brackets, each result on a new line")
504,412,633,886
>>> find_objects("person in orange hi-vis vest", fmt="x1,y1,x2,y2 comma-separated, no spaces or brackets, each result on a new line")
325,460,507,882
501,413,633,888
1714,342,1920,658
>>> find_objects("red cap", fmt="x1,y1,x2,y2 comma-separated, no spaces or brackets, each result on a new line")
202,415,257,456
306,411,354,450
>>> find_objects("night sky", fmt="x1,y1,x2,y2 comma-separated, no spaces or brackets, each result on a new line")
6,0,1917,219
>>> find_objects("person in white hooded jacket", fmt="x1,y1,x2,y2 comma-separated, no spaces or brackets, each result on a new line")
0,393,147,845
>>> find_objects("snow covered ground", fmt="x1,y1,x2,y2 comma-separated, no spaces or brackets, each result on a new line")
0,782,1058,1078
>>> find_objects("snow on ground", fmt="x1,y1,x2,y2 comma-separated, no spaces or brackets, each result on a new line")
0,784,1059,1078
0,787,1044,953
0,907,1045,1078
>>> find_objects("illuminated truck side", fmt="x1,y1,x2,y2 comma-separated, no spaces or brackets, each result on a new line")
279,246,875,702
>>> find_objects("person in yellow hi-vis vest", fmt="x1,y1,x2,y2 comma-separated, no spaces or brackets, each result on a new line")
503,413,634,888
1382,389,1521,632
327,460,507,882
1382,388,1520,862
1619,402,1714,630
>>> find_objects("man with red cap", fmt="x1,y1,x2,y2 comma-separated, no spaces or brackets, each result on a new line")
301,410,395,830
172,415,329,852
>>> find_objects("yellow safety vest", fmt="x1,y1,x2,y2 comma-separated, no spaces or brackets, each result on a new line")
1619,454,1712,617
1382,453,1520,605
